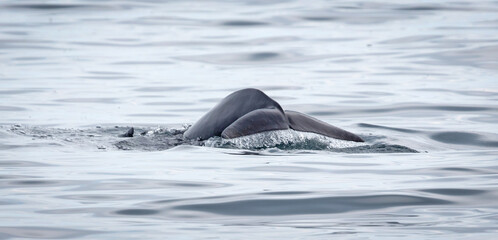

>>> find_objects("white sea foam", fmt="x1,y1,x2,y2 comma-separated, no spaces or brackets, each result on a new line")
204,129,367,150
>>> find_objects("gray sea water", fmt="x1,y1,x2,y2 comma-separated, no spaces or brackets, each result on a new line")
1,0,498,239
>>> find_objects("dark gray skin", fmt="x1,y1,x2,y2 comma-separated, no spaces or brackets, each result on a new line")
184,88,364,142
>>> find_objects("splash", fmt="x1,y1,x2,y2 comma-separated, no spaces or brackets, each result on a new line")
205,129,367,150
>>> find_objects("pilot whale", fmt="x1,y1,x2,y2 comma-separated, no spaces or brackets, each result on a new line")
184,88,364,142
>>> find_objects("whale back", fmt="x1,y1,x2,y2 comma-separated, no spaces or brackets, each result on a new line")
221,108,289,139
184,88,284,140
285,110,364,142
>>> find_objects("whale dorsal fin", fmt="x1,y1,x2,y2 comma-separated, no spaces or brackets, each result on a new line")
285,110,364,142
221,108,289,139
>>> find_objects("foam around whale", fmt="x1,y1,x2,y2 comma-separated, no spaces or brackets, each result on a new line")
206,129,369,151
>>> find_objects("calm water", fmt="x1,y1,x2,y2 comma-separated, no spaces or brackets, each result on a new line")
1,0,498,239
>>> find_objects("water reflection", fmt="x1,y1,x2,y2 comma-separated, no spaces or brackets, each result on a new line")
0,227,102,239
173,194,451,216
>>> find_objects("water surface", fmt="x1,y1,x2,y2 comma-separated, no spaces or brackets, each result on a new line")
1,0,498,239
